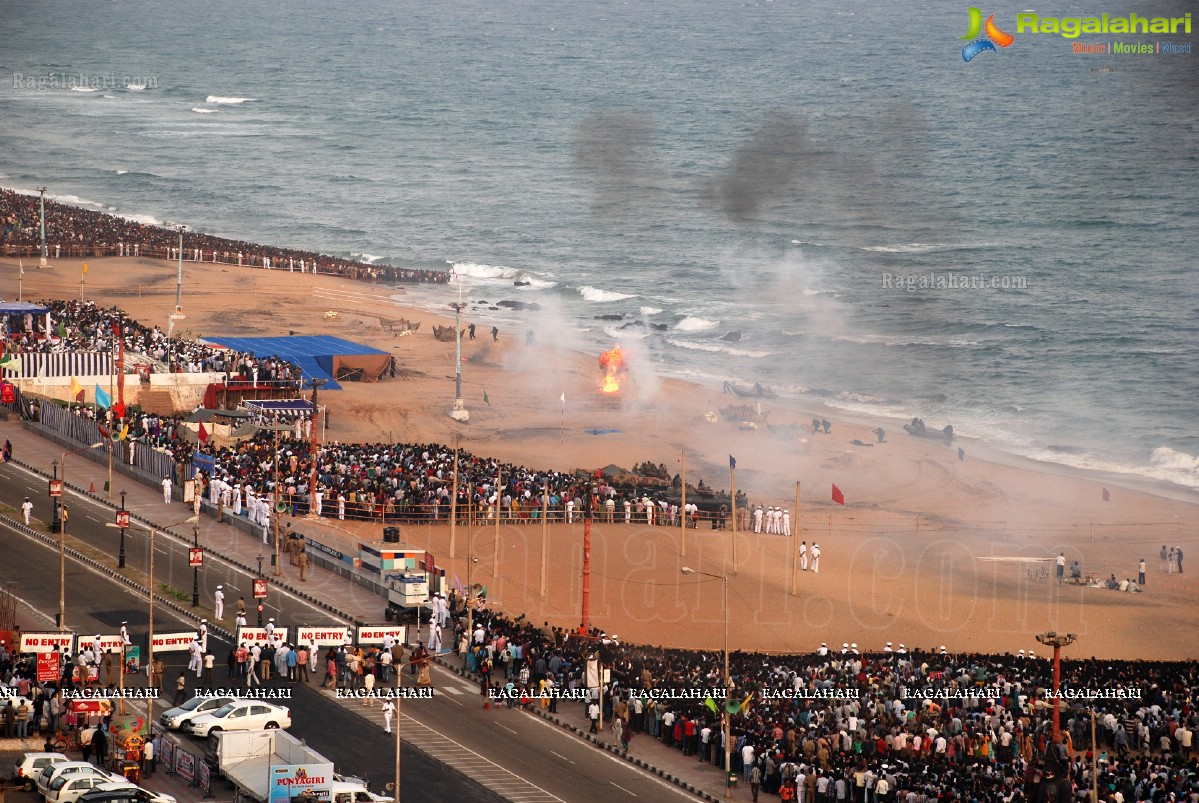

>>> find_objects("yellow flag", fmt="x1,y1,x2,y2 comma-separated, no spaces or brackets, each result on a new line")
118,424,129,441
81,262,89,275
69,376,84,399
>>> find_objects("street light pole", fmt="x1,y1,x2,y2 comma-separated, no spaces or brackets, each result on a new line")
191,521,201,607
118,490,128,568
38,187,48,267
682,567,731,798
53,460,64,631
1035,631,1076,743
307,379,326,520
449,278,468,422
580,473,596,636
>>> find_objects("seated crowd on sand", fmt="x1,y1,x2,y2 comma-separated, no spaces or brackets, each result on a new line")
457,605,1199,802
0,188,448,284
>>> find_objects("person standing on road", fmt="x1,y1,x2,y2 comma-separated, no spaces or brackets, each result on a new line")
382,699,395,733
21,497,32,525
162,476,173,504
214,585,225,619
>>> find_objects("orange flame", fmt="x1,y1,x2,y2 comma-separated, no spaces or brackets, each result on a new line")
599,345,625,393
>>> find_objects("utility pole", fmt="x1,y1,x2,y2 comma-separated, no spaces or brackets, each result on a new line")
38,187,48,267
449,278,469,422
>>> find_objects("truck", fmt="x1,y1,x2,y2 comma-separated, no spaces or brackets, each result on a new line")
204,730,393,803
382,573,431,623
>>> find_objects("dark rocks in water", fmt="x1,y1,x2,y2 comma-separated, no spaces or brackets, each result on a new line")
650,323,667,331
721,330,743,342
497,299,541,311
513,280,531,286
489,306,499,310
595,314,625,321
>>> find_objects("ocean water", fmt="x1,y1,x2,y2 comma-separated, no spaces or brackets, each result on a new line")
1,0,1196,488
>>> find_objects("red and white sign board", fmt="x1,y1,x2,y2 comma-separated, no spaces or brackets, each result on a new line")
355,626,406,645
236,626,288,647
295,626,351,648
37,652,59,682
81,635,127,654
151,631,200,653
48,479,64,497
189,548,204,567
20,633,74,653
253,578,268,599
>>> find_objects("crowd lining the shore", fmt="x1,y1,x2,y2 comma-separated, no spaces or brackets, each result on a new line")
0,188,449,284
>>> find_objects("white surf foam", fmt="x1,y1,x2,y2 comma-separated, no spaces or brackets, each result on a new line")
603,326,648,340
70,86,99,93
665,338,773,358
126,83,147,91
640,306,663,316
115,170,129,175
579,285,634,303
353,252,384,264
191,107,218,114
675,316,718,332
206,95,254,104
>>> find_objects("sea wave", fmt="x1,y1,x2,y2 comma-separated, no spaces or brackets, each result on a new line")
1019,445,1199,490
665,338,773,358
860,242,1002,254
353,252,384,264
603,326,648,340
115,170,129,175
675,316,718,332
125,83,147,91
640,306,663,316
579,285,634,303
206,95,254,104
831,333,980,348
70,86,98,93
191,107,218,114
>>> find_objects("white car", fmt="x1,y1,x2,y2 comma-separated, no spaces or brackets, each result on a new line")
79,785,178,803
12,752,69,792
159,696,236,730
37,763,108,799
186,700,291,737
46,771,131,803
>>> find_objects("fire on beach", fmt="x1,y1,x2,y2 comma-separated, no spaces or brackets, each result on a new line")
598,344,626,393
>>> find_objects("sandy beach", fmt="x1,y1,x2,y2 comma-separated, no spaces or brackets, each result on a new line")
4,254,1197,659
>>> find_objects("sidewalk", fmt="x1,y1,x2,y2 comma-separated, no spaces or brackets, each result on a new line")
0,419,753,802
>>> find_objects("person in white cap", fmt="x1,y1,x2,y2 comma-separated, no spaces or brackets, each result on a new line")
841,643,850,655
214,585,225,619
817,642,828,656
811,543,821,573
752,505,763,533
896,643,907,654
199,619,208,648
939,645,947,654
851,643,859,655
265,618,276,642
120,621,130,646
188,636,203,677
884,642,894,653
21,497,33,525
235,611,247,629
782,508,791,536
382,699,395,733
800,541,808,571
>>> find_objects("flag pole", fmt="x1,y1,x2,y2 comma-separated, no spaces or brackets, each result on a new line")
729,458,738,576
791,481,800,595
679,449,687,558
18,261,23,303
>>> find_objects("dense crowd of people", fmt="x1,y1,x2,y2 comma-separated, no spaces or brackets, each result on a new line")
0,187,449,284
1,299,305,382
453,605,1199,802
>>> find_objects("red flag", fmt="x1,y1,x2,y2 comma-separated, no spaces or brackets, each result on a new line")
1101,488,1110,502
831,483,845,506
198,422,209,444
112,401,126,419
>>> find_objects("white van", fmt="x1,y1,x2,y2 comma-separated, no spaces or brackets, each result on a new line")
327,781,394,803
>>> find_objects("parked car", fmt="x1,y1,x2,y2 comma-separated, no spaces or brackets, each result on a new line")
78,785,178,803
36,763,108,799
185,700,291,737
45,771,131,803
12,752,69,792
159,696,235,730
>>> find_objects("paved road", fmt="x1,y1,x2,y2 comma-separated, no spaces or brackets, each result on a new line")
0,521,502,803
0,448,717,803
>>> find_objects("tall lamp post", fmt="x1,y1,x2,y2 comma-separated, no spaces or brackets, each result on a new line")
1035,631,1077,742
107,514,198,730
38,187,48,267
117,490,128,568
681,567,731,798
449,278,468,422
579,472,597,636
191,520,201,607
167,225,187,372
306,378,326,520
52,442,105,631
